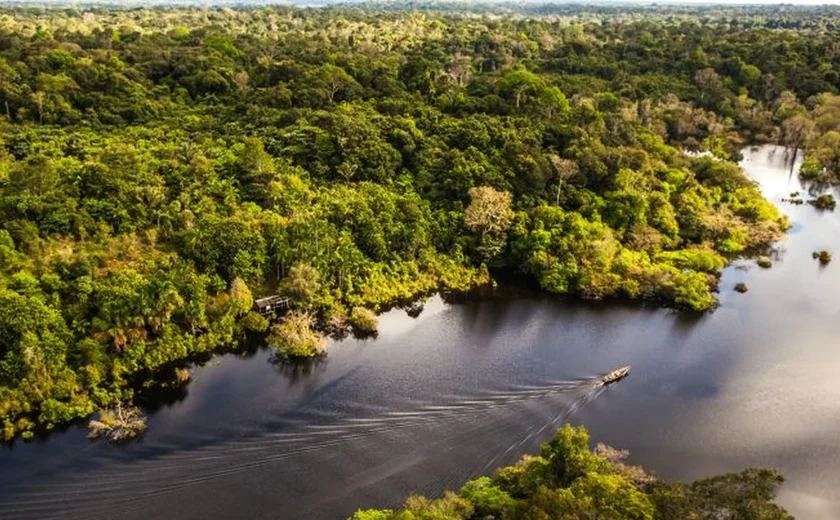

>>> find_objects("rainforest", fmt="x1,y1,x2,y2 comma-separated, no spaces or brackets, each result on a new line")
0,5,839,508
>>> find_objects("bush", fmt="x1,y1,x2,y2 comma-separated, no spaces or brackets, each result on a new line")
349,306,378,334
655,248,726,273
459,477,515,518
325,304,349,333
267,311,327,358
809,194,836,211
756,256,773,268
284,262,322,304
813,250,832,265
734,282,748,293
240,311,269,332
87,403,147,442
175,368,191,384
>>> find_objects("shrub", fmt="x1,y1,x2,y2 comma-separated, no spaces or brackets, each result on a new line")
175,368,191,384
325,304,349,333
822,252,832,265
655,248,726,273
267,311,326,358
284,262,322,304
459,477,515,518
240,311,269,332
349,306,378,334
809,194,836,211
814,250,832,265
734,282,748,293
87,403,146,442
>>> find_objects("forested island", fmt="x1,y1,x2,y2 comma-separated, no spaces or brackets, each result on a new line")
0,3,838,443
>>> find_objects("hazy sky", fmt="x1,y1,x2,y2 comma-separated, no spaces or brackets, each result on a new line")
578,0,840,4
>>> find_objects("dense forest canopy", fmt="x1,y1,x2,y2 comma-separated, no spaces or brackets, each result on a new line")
349,424,792,520
0,4,838,440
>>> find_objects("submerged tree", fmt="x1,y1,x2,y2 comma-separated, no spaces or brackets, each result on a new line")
87,403,147,442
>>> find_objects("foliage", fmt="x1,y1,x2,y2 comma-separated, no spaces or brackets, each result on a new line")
267,311,327,358
352,424,790,520
349,307,378,335
809,194,836,211
0,3,817,437
87,402,146,442
796,95,840,183
464,186,514,262
814,250,832,265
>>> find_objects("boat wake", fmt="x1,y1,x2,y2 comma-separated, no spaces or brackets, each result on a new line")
0,375,614,519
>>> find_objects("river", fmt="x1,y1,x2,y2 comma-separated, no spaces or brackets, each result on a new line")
1,145,839,519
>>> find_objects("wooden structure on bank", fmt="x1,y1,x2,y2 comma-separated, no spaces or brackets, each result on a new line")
253,295,291,315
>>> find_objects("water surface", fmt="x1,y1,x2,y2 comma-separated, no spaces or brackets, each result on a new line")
2,145,839,519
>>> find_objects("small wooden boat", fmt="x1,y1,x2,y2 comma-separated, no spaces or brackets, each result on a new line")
601,366,631,385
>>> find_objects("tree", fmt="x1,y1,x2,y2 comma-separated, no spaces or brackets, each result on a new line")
781,115,814,151
549,156,578,207
284,262,321,306
695,68,724,109
267,311,326,358
542,424,610,485
464,186,514,262
652,469,792,520
229,277,253,316
458,477,515,518
497,69,569,115
237,136,276,204
739,64,762,87
348,307,377,334
304,64,360,106
565,473,654,520
0,57,23,120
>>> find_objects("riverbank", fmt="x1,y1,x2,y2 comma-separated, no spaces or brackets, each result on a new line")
4,143,839,519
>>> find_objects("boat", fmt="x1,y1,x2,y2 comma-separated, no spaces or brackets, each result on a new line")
601,365,631,385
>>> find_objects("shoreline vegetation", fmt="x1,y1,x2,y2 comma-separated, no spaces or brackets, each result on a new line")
86,401,146,442
349,424,792,520
0,4,837,440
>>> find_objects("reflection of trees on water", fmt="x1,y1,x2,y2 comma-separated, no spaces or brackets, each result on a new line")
269,354,329,384
329,327,378,342
138,384,190,414
2,417,90,449
764,144,799,181
670,309,705,332
352,329,378,340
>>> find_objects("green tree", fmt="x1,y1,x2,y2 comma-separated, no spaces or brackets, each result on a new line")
465,186,514,262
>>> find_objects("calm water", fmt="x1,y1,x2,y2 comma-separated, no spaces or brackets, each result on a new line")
2,145,839,520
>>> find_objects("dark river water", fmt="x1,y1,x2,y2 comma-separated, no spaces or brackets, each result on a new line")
2,145,840,520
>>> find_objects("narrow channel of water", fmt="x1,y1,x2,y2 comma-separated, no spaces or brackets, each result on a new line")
1,145,839,519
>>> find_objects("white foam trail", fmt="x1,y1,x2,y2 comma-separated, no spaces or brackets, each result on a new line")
0,376,608,519
477,383,607,476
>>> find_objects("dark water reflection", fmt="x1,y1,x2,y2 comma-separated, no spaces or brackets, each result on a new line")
2,145,840,519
